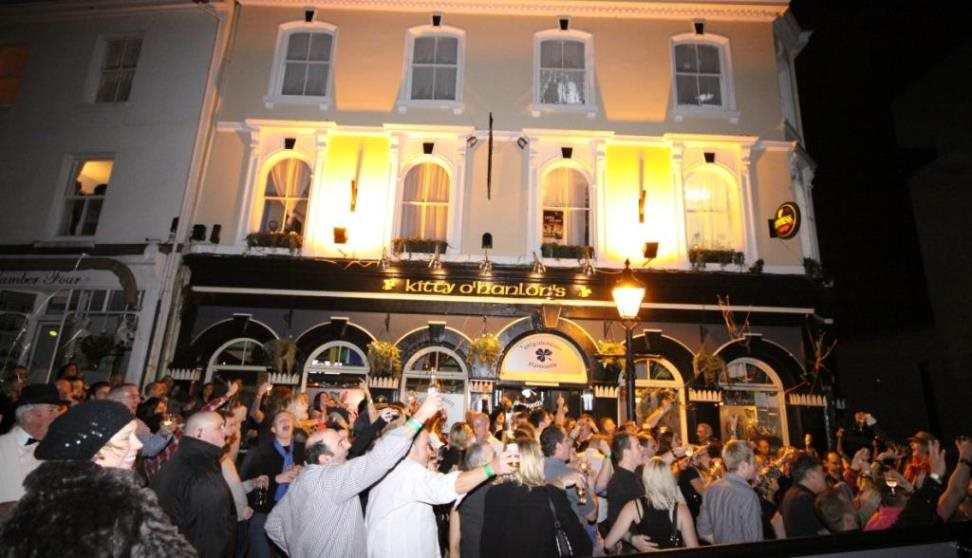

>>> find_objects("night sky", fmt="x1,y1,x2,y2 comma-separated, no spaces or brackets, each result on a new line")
789,0,971,337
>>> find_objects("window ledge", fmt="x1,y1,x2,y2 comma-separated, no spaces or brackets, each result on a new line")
34,239,96,249
396,100,465,115
74,101,131,113
264,95,331,111
530,103,598,119
673,105,740,124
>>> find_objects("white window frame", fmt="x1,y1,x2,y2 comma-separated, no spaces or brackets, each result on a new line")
531,28,597,118
670,32,738,123
719,356,789,446
56,157,114,238
205,337,268,383
397,25,465,114
394,155,457,250
82,35,143,105
301,340,369,391
535,159,595,260
682,163,745,254
633,357,688,439
265,21,338,110
540,163,592,250
254,156,313,236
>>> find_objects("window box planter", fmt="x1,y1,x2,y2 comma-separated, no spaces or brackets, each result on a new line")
391,238,447,255
689,248,743,268
245,231,302,252
540,243,594,260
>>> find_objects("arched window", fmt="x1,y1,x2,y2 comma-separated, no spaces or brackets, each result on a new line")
259,158,311,234
400,162,450,241
683,169,741,251
401,347,468,420
633,357,686,439
533,29,595,114
265,22,336,109
206,338,267,384
719,357,788,447
671,33,737,122
541,166,590,247
302,341,369,391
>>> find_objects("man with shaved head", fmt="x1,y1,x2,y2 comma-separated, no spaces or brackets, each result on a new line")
468,411,502,454
266,394,444,558
150,411,235,557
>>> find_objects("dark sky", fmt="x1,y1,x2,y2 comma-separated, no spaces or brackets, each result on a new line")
788,1,972,337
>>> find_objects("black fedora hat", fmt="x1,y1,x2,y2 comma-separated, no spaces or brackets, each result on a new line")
16,383,72,408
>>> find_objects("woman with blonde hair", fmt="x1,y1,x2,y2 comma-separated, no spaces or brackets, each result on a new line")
604,457,699,552
480,439,591,557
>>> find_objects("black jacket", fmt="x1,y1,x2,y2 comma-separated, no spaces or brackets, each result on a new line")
482,483,592,558
1,460,195,557
150,435,236,558
240,438,305,514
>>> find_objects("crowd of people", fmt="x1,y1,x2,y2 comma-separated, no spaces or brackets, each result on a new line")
0,363,970,557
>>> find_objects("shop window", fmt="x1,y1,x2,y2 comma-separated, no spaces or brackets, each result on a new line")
207,337,269,387
266,22,336,108
303,341,368,390
0,44,29,107
400,161,450,242
60,159,113,237
533,29,595,114
719,358,786,446
541,166,590,248
401,26,464,108
634,357,685,438
94,37,142,103
402,347,468,423
683,168,742,252
258,158,311,235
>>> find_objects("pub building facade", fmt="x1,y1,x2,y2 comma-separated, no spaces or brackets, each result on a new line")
162,0,834,448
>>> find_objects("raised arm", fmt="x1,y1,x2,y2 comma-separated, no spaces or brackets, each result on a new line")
938,439,972,521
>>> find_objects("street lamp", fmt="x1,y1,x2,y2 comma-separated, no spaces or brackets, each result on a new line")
612,258,646,423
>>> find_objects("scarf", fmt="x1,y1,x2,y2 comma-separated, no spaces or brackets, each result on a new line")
273,439,295,502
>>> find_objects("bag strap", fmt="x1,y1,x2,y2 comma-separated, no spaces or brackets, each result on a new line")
636,497,644,524
546,493,563,529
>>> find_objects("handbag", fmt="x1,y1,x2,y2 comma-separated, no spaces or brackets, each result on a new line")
546,493,574,557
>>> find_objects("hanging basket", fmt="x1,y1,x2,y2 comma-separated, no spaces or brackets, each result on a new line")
367,341,402,378
693,348,727,387
466,334,502,379
595,339,626,380
263,338,298,374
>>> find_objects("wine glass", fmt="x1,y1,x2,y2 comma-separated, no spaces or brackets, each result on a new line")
505,443,520,472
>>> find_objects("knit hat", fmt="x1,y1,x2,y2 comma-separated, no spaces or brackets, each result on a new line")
35,400,135,461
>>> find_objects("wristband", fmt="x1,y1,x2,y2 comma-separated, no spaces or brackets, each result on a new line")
483,463,496,478
405,417,423,433
959,458,972,468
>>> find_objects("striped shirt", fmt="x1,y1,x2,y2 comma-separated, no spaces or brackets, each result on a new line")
265,426,416,558
696,472,763,544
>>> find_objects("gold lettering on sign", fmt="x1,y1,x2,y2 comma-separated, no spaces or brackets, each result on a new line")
391,279,572,299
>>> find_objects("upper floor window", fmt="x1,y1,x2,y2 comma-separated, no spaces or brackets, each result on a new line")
398,26,464,113
0,45,29,108
683,167,742,251
266,22,336,109
541,166,590,248
95,38,141,103
259,158,311,235
60,159,113,237
400,162,450,241
671,33,737,122
532,29,596,116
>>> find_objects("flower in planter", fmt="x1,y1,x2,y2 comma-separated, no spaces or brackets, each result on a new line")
367,341,402,377
540,242,594,260
596,339,626,376
466,334,502,378
391,238,448,255
245,231,303,253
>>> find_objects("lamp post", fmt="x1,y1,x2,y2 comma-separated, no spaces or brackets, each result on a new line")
612,258,646,423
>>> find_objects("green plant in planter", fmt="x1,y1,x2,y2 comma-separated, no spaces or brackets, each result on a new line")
749,258,765,273
263,338,298,374
540,243,594,260
693,348,727,386
367,341,402,377
466,334,502,377
803,258,825,281
245,231,302,253
391,238,448,255
689,248,743,269
596,339,626,376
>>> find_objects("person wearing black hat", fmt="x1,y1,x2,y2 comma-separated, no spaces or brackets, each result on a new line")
0,399,196,556
0,383,68,506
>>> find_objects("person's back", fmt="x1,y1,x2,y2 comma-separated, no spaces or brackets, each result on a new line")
632,496,681,549
696,441,763,544
481,482,591,558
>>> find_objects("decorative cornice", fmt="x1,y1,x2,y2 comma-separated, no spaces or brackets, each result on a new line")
236,0,788,22
0,0,231,22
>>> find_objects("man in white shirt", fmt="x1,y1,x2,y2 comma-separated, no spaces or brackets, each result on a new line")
365,428,514,558
0,384,67,506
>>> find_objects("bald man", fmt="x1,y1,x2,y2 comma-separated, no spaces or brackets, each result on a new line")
150,411,235,557
266,395,445,558
468,411,503,455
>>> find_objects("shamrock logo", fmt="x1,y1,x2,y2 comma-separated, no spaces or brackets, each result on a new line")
535,348,553,362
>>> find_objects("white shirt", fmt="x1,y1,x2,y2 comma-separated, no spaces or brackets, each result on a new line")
365,458,460,558
0,426,40,502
